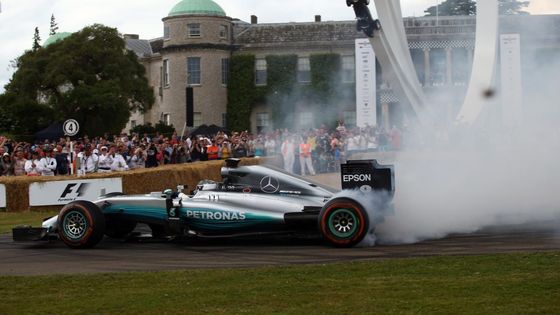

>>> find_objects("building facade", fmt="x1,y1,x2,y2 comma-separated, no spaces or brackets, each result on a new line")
124,0,560,133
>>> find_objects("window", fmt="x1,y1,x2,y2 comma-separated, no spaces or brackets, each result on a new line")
452,48,469,86
163,59,170,86
131,120,137,128
163,113,171,126
410,49,425,85
193,112,202,128
221,58,229,85
219,25,228,39
164,26,170,40
256,112,269,132
255,59,267,86
343,111,357,127
342,55,355,83
188,23,201,37
187,57,201,85
297,57,311,83
298,112,313,128
429,48,446,86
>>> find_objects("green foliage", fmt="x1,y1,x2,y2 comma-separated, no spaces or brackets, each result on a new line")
425,0,531,16
32,27,41,51
226,53,351,131
266,55,297,128
425,0,477,16
49,14,58,36
310,53,341,101
227,54,258,131
1,24,154,138
130,121,175,136
499,0,530,15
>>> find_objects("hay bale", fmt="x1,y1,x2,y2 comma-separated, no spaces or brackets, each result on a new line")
0,158,260,212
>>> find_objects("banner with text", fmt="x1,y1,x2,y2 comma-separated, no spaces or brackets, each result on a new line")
29,178,123,206
355,38,377,128
0,184,5,208
500,34,523,127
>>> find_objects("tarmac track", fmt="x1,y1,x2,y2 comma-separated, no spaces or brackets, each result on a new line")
1,223,559,276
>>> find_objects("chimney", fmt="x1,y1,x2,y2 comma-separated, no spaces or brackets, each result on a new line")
251,15,258,24
123,34,139,40
315,15,321,22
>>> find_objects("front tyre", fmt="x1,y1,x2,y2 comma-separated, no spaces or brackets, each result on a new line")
57,201,105,249
319,198,369,248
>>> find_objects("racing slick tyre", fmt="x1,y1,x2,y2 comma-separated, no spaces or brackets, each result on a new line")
57,201,106,249
319,198,369,248
104,220,137,238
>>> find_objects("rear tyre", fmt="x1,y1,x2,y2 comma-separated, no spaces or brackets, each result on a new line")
319,198,369,248
104,220,137,238
57,201,105,249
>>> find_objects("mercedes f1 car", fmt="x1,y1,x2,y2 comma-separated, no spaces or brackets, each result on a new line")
347,0,381,38
13,159,394,248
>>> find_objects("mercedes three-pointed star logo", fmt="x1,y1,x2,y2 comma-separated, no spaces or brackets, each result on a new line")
259,176,280,194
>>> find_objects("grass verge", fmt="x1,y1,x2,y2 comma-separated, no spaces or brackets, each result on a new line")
0,211,58,234
0,252,558,314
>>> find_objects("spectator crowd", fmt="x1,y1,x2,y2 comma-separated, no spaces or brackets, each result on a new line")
0,123,404,177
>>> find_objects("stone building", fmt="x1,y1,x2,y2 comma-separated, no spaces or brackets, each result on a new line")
124,0,560,133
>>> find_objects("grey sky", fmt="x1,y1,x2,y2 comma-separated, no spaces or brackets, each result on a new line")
0,0,558,92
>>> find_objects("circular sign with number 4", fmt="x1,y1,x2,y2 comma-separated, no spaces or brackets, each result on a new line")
63,119,80,136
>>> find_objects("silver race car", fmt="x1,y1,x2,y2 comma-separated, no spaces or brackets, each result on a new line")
13,159,394,248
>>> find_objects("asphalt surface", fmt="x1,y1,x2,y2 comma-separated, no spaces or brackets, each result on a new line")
1,223,559,276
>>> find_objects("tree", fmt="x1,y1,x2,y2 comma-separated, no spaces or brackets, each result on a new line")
425,0,531,16
49,14,58,35
2,24,154,137
32,27,41,51
425,0,476,16
499,0,530,15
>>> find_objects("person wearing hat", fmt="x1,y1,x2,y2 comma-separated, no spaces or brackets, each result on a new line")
97,146,113,173
39,147,57,176
24,151,43,176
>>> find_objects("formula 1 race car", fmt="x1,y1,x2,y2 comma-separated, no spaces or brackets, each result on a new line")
347,0,381,37
13,159,394,248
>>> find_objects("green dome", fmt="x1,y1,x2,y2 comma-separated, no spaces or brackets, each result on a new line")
169,0,226,17
43,32,72,47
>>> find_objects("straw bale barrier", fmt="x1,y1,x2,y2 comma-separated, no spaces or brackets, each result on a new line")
0,158,261,213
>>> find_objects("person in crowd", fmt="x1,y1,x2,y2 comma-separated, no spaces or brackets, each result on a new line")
1,153,14,176
129,147,146,169
176,146,189,164
232,137,247,158
25,151,43,176
77,144,99,174
54,145,70,175
13,149,27,176
97,146,113,173
281,135,296,173
254,138,264,158
206,140,219,160
299,136,315,176
109,145,128,172
145,143,159,168
39,147,57,176
219,139,231,160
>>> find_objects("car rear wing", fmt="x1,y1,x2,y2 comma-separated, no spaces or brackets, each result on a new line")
340,160,395,197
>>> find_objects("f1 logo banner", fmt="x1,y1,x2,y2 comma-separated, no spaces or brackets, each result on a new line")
0,184,6,208
29,178,122,206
